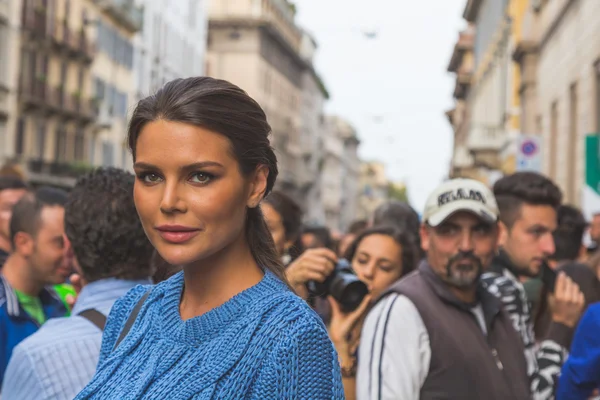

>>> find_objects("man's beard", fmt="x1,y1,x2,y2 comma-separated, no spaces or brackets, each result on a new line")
444,251,483,289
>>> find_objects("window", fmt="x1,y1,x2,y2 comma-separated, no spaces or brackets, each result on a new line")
102,141,114,166
121,146,127,168
54,125,67,162
74,128,85,161
15,118,24,155
549,102,558,179
60,61,68,85
568,83,578,202
0,120,6,157
89,135,95,165
77,66,84,91
94,77,105,100
36,119,45,159
0,23,8,86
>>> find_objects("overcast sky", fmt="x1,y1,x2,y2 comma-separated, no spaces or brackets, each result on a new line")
294,0,467,213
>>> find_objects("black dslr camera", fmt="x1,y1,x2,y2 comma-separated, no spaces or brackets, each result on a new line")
310,259,369,313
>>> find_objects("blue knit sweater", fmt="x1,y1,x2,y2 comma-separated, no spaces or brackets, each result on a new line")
74,270,344,399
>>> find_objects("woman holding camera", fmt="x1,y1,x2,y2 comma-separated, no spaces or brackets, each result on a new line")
328,225,419,399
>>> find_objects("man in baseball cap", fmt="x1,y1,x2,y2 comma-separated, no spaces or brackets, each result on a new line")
357,178,530,400
423,178,499,227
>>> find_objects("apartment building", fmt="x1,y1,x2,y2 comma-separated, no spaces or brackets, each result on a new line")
134,0,207,100
91,0,142,172
514,0,600,212
207,0,317,200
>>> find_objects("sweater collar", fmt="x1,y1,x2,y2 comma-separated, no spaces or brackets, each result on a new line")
157,269,288,345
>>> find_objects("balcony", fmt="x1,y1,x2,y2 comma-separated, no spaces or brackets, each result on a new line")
51,24,96,63
20,79,56,111
22,8,50,39
467,126,507,169
73,95,99,122
94,0,143,33
26,158,93,187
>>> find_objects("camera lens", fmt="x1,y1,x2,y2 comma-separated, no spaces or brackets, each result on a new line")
329,272,369,312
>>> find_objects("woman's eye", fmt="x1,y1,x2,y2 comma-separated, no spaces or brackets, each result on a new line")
190,173,212,184
140,173,162,184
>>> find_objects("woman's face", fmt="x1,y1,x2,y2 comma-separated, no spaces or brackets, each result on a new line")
351,234,404,299
262,202,286,256
133,120,267,266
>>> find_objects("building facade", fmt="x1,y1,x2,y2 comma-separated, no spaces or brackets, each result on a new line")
320,115,360,233
206,0,321,201
91,0,142,173
356,161,388,222
0,0,20,166
448,0,530,186
133,0,207,100
298,30,328,224
515,0,600,212
1,0,141,186
447,24,478,180
11,0,100,186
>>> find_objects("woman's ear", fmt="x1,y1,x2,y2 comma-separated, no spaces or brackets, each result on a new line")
247,165,269,208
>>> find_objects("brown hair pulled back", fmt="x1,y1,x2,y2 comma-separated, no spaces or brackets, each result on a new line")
128,77,288,284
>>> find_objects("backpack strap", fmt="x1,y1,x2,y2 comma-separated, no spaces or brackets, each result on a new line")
78,309,107,331
113,288,152,351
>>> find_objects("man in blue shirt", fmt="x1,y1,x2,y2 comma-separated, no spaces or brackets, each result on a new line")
2,168,155,399
0,187,70,385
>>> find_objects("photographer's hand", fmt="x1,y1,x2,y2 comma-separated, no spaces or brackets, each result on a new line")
327,295,372,363
285,248,337,299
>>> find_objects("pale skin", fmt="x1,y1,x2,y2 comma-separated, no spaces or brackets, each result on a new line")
132,120,269,320
2,205,68,296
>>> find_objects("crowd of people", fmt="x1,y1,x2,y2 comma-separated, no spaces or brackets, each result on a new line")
0,76,599,399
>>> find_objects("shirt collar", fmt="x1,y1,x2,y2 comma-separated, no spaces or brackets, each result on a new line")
72,277,152,315
0,275,64,318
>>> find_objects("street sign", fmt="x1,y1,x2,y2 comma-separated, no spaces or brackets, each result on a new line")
516,134,542,172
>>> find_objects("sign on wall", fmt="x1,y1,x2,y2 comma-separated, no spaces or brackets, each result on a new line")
583,134,600,221
515,134,542,172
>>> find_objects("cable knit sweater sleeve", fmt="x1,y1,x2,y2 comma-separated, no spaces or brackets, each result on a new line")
95,285,151,368
252,315,345,399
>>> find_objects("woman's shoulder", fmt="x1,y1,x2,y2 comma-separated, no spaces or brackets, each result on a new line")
258,283,329,337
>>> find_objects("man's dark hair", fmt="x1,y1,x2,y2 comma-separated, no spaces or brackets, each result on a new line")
347,220,368,235
551,205,587,261
0,176,28,192
64,168,154,282
493,172,563,228
372,200,422,257
10,187,67,246
303,225,334,250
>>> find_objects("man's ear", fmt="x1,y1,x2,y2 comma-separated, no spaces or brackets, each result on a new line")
247,165,269,209
13,232,34,257
498,220,509,247
420,223,430,252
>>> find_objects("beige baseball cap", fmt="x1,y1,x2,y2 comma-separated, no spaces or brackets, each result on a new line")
423,178,499,227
